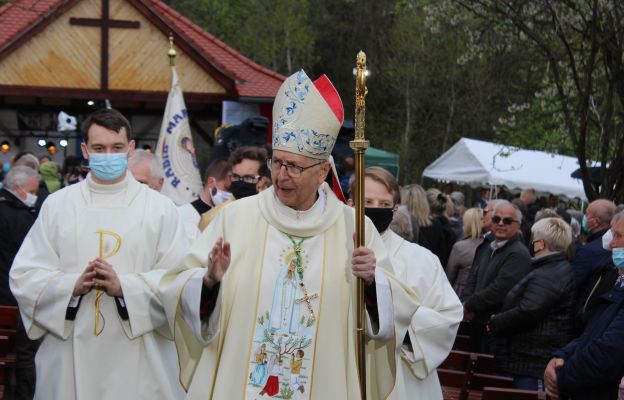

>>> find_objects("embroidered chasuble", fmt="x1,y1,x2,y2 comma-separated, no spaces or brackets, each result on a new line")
10,174,188,400
161,183,420,399
381,230,463,399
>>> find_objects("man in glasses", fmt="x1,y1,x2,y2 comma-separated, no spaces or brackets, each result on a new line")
198,146,270,231
461,200,532,353
161,70,418,399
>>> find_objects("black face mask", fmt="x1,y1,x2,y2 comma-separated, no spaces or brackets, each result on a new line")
230,180,258,200
364,207,394,233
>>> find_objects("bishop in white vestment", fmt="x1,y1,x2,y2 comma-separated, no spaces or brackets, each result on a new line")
160,70,420,399
10,109,188,400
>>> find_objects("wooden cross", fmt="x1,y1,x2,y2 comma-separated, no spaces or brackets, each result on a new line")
296,282,319,322
69,0,140,91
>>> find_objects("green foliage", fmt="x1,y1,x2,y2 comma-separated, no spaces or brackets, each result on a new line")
164,0,317,74
164,0,624,201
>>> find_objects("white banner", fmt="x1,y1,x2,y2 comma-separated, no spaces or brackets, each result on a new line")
156,68,203,205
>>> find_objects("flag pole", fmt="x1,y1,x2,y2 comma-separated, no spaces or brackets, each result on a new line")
168,34,176,68
350,50,369,400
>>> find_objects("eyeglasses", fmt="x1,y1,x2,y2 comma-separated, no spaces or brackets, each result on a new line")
267,158,323,178
492,215,518,225
232,174,261,184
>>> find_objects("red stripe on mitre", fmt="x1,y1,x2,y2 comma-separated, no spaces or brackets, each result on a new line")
313,74,344,124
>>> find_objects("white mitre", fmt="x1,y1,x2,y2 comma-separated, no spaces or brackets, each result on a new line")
272,70,344,160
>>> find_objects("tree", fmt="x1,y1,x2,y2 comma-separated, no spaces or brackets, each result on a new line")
457,0,624,202
164,0,317,75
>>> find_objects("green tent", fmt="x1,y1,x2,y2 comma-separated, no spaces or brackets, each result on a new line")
365,147,400,178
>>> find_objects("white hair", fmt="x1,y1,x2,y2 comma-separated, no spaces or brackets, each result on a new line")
532,217,573,252
128,149,163,181
493,199,523,223
3,166,40,190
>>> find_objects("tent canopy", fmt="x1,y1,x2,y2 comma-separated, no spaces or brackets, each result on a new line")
365,147,400,178
422,138,587,200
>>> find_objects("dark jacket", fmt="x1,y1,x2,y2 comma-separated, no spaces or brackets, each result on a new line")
461,233,533,319
0,188,37,305
489,252,576,378
419,216,457,268
571,229,611,296
575,262,618,336
554,281,624,400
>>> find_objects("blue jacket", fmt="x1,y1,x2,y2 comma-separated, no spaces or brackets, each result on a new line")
554,281,624,399
571,229,611,295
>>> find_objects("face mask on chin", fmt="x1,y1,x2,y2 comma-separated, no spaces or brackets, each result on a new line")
24,192,38,208
88,151,128,181
15,187,37,208
364,207,394,233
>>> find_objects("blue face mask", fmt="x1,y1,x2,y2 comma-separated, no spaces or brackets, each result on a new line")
613,248,624,269
581,215,592,235
88,152,128,181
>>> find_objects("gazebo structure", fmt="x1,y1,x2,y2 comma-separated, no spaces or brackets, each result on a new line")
0,0,284,167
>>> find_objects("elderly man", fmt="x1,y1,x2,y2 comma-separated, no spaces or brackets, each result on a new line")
10,109,188,399
161,70,418,399
128,149,199,241
461,200,532,353
0,166,40,400
573,199,616,300
544,211,624,400
128,149,164,191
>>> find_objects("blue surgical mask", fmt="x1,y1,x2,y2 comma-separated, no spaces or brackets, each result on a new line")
88,152,128,181
612,248,624,269
24,192,38,208
581,215,592,235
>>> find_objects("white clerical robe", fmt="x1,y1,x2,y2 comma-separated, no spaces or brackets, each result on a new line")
160,183,419,399
10,174,189,400
382,230,463,399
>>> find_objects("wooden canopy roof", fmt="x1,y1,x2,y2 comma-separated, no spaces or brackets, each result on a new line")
0,0,285,105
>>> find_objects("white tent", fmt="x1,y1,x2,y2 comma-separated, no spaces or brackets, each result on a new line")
422,138,587,200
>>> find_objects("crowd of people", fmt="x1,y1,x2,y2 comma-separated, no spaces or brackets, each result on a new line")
0,69,623,400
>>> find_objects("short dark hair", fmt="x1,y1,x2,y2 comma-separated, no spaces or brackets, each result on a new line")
204,158,231,181
228,146,269,177
81,109,132,143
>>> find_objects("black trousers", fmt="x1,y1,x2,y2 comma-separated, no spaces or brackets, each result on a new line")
14,313,40,400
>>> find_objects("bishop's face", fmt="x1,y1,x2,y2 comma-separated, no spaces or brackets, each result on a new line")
271,150,330,211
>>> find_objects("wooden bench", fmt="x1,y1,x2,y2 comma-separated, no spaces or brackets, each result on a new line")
438,368,469,400
453,334,471,351
481,387,546,400
0,306,19,398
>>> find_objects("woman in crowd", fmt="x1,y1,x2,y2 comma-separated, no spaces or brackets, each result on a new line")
488,217,576,390
421,188,457,267
401,183,430,247
446,207,483,295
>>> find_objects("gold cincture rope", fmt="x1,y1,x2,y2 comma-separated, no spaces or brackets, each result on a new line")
94,230,121,335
